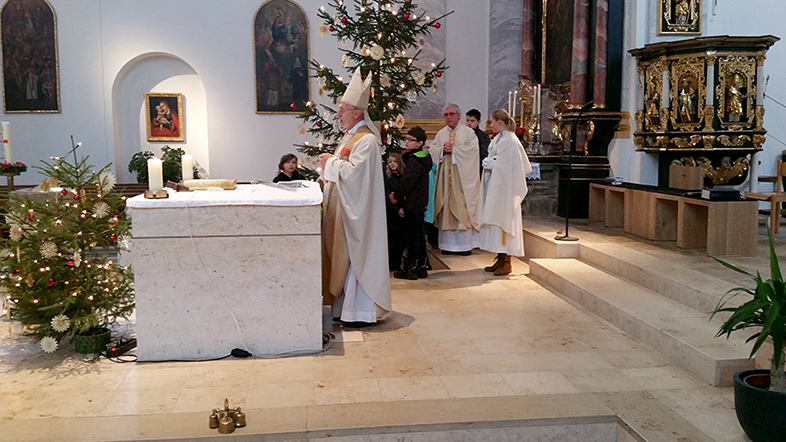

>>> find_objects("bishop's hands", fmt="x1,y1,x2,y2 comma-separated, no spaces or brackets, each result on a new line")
319,153,332,170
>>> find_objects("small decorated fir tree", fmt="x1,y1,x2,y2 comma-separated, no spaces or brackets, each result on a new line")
294,0,450,178
0,141,134,353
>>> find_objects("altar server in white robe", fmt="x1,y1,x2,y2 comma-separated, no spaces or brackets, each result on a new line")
477,108,532,276
319,67,391,326
430,103,481,254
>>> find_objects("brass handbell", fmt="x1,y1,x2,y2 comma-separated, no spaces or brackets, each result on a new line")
208,409,220,429
233,407,247,427
218,414,236,434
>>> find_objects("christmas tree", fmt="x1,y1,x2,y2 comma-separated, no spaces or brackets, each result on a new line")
294,0,450,177
0,141,134,353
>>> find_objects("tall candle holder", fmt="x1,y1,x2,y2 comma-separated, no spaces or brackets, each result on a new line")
528,111,544,156
4,172,18,191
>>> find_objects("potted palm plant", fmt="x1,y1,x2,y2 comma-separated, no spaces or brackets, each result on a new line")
712,235,786,442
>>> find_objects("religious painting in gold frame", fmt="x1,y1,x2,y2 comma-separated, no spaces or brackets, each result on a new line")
669,57,705,132
254,0,310,114
145,93,184,142
658,0,701,35
1,0,60,113
541,0,574,86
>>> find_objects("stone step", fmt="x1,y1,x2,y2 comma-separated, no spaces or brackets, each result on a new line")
529,258,754,387
577,242,738,315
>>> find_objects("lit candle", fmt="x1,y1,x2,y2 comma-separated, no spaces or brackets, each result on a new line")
1,122,12,163
535,85,542,116
147,158,163,191
181,154,194,181
508,91,512,115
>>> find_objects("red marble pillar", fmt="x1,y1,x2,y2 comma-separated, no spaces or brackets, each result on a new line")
593,0,609,107
570,0,590,106
521,0,537,79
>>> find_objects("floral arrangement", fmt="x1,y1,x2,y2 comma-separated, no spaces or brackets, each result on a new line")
0,161,27,175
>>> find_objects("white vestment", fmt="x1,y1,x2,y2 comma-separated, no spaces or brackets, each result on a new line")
323,121,391,322
477,130,532,256
430,124,480,251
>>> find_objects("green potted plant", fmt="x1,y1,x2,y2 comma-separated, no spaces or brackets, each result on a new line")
712,235,786,442
128,145,197,183
0,143,134,354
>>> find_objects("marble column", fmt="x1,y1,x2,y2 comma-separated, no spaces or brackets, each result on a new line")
521,0,537,79
569,0,590,106
592,0,609,107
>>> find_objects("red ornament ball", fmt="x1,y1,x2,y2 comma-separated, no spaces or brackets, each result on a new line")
110,234,118,242
290,103,297,110
341,17,347,24
316,121,322,127
61,189,68,196
66,260,75,266
48,279,55,287
27,213,34,221
114,210,120,217
434,22,441,29
403,13,410,19
74,193,81,201
436,71,442,77
329,26,335,32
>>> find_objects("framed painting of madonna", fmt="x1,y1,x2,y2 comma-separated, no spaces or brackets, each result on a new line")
658,0,701,35
145,93,184,142
1,0,60,113
254,0,310,114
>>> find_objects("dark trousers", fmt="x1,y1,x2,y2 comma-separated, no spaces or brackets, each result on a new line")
403,210,426,260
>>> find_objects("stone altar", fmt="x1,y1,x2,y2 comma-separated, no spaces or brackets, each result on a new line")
127,182,323,361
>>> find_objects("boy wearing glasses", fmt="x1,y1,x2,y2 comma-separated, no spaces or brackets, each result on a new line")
389,126,433,280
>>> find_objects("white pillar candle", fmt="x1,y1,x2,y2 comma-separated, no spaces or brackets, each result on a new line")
512,90,518,119
535,85,542,116
147,157,164,191
1,122,13,163
181,154,194,180
508,91,512,115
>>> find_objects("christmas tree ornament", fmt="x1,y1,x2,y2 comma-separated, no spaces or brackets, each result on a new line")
435,22,440,28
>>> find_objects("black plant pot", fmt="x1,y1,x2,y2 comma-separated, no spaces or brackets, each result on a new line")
733,369,786,442
74,327,111,354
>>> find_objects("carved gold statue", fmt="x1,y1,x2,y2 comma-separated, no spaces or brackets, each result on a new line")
678,77,698,123
726,73,746,122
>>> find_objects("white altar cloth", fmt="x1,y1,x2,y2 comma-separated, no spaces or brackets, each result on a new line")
128,182,323,361
126,181,323,209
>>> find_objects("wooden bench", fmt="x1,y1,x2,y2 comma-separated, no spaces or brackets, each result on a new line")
589,183,758,256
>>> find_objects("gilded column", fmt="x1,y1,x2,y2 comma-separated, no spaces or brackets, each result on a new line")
592,0,609,107
521,0,537,79
569,0,590,105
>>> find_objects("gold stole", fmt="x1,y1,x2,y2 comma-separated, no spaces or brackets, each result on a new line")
322,126,373,302
434,129,472,230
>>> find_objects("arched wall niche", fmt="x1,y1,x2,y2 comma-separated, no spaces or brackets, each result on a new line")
111,52,208,183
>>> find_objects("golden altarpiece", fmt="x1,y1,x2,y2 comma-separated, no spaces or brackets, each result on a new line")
630,36,778,187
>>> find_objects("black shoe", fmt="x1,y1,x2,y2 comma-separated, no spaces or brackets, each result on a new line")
394,268,419,280
415,257,428,278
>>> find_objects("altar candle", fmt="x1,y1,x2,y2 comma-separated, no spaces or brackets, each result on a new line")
512,90,518,119
534,85,541,116
147,158,163,191
1,122,13,163
181,154,194,180
508,91,512,115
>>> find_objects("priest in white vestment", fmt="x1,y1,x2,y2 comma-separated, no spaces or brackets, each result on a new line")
477,108,532,276
430,103,480,254
319,68,391,326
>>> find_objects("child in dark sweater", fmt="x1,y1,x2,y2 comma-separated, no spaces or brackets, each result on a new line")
389,126,433,280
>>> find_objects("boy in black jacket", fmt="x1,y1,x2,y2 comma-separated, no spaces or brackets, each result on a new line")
389,126,433,280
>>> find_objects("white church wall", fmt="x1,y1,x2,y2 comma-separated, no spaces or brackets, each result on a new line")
2,0,486,185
